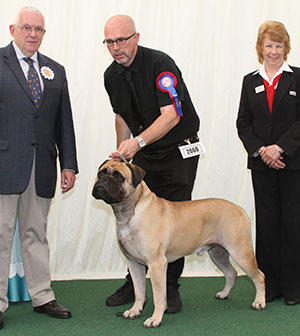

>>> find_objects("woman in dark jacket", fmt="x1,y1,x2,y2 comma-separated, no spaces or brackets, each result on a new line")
237,20,300,305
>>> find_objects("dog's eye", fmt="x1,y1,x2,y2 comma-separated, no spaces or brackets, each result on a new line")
99,168,108,177
113,171,124,182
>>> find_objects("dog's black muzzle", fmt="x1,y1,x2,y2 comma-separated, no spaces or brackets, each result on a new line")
92,174,123,204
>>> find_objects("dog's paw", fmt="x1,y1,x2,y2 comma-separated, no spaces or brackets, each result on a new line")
251,301,266,310
143,317,162,328
216,291,229,300
123,308,142,319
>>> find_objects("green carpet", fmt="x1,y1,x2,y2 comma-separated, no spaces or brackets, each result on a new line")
2,277,300,335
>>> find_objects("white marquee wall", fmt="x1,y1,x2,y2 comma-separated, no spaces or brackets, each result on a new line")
1,0,299,279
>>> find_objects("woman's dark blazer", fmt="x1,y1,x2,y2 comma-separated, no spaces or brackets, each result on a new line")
237,66,300,171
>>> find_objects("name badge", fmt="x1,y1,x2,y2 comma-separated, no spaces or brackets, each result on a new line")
255,85,265,94
179,141,206,159
290,91,297,96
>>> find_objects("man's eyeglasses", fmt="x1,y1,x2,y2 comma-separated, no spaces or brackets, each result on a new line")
15,24,46,35
103,32,136,48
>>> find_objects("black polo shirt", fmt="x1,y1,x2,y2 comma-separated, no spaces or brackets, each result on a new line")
104,46,200,156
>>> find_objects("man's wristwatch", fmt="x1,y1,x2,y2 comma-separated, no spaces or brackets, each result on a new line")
136,135,146,148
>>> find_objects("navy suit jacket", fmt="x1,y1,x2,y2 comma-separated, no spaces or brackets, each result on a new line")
0,43,78,198
237,66,300,171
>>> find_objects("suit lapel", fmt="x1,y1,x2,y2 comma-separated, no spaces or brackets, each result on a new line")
272,71,294,116
3,43,35,104
252,74,270,118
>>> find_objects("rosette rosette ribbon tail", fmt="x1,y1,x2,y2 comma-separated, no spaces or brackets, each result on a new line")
156,72,183,117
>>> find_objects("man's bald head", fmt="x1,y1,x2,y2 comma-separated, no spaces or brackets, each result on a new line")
104,15,139,67
104,15,136,36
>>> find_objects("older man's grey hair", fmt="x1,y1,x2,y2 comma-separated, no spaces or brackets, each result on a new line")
13,7,45,25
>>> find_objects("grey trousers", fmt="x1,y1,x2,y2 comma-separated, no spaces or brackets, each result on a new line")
0,159,55,312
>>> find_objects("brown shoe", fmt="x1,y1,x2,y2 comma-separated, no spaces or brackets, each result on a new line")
33,300,72,319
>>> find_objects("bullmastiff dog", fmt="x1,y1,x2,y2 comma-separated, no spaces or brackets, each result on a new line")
92,160,266,328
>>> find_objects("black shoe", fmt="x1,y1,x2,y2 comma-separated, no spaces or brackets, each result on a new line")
285,298,300,306
33,300,72,319
165,284,182,314
106,281,135,306
0,311,3,329
266,294,282,303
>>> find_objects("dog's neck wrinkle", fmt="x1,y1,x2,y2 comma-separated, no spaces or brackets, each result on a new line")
112,206,133,223
111,183,144,223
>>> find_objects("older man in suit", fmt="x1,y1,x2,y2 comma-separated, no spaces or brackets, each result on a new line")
0,7,78,329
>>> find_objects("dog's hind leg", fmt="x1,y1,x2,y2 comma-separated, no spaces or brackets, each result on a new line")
207,245,237,299
227,245,266,310
123,260,146,319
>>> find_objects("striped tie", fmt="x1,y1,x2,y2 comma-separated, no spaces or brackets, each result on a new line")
23,57,42,109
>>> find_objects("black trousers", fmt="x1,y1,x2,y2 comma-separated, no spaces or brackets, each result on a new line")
252,169,300,299
125,146,199,286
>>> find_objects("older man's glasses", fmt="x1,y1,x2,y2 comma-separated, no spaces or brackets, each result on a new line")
15,24,45,35
103,32,136,48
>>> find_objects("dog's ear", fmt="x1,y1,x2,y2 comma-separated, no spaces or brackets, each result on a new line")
126,163,146,188
99,159,110,170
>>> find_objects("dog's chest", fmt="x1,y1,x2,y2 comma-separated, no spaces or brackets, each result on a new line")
117,223,147,264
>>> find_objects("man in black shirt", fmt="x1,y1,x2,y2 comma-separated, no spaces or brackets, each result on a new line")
103,14,200,314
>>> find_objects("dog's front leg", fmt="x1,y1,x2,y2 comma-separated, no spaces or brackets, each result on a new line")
123,260,146,319
143,257,168,328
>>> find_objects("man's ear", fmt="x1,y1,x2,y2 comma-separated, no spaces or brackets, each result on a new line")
126,163,145,188
9,25,16,37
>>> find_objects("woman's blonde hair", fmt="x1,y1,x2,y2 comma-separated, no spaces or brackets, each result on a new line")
256,20,290,64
